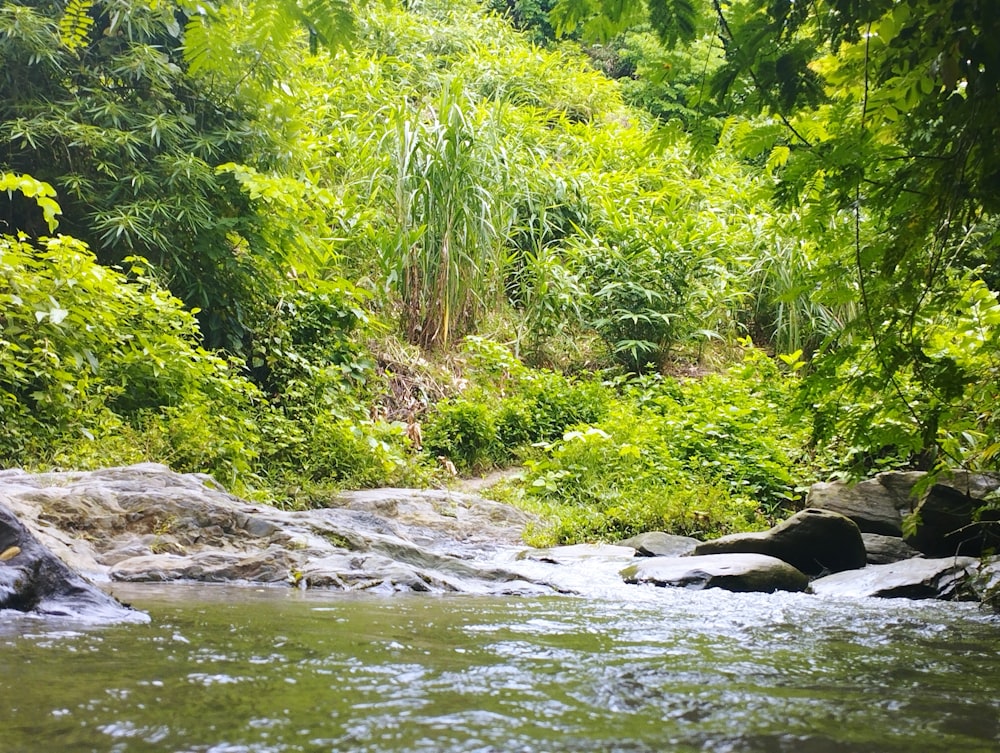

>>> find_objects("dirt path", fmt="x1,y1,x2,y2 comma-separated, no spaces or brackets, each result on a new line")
454,467,523,494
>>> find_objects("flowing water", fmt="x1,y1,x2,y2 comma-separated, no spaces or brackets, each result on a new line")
2,583,999,753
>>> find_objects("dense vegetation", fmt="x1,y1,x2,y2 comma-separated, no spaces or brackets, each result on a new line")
1,0,997,544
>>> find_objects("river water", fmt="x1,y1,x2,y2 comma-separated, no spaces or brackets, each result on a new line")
2,583,999,753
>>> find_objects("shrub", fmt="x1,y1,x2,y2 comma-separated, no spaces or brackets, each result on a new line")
302,416,413,488
518,371,609,441
422,399,498,473
570,228,697,372
515,347,815,545
520,415,767,545
0,214,261,478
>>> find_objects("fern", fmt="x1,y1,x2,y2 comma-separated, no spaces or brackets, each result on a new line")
58,0,95,53
731,121,784,160
298,0,355,50
184,0,355,81
647,0,699,46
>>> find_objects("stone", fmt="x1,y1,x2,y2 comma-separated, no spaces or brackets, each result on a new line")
110,547,297,584
806,473,923,536
518,543,637,565
862,533,921,565
904,473,1000,557
0,464,546,596
809,557,978,600
0,501,145,622
621,553,809,593
617,532,698,557
808,470,1000,557
692,508,866,575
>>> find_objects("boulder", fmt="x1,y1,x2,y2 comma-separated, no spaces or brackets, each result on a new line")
809,556,978,600
808,471,1000,557
621,553,809,593
0,464,546,595
0,502,145,622
862,533,921,565
692,508,866,575
904,473,1000,557
617,532,698,557
806,473,923,536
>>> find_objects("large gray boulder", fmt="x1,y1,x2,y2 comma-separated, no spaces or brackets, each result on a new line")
617,531,698,557
862,533,922,565
692,508,866,575
808,471,1000,557
0,502,144,622
809,557,978,600
621,553,809,593
806,473,922,536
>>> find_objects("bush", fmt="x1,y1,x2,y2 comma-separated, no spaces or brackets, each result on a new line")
422,399,498,473
422,339,612,469
0,221,261,480
519,416,767,545
570,228,697,373
515,347,816,545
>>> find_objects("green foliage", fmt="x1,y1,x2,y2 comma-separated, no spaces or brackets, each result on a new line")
743,230,853,354
0,173,420,494
519,416,767,545
421,338,611,471
383,79,514,349
183,0,354,76
249,279,375,413
610,29,724,129
573,229,695,372
513,370,610,442
707,0,1000,472
0,173,61,233
638,348,806,507
486,0,559,44
298,415,416,487
541,0,1000,480
0,0,357,353
804,277,1000,477
549,0,699,47
0,189,261,482
422,399,498,473
0,0,259,350
518,346,814,544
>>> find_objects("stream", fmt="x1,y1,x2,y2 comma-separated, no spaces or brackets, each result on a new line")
3,583,999,753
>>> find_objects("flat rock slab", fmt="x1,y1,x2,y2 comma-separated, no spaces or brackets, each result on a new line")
617,532,698,557
518,543,637,565
0,464,542,595
621,553,809,593
810,556,978,600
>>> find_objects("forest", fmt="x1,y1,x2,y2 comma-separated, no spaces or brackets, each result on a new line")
1,0,998,546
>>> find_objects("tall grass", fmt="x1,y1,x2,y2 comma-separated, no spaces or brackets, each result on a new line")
383,80,515,349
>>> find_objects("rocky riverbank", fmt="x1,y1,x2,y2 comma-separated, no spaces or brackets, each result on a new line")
1,464,997,621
